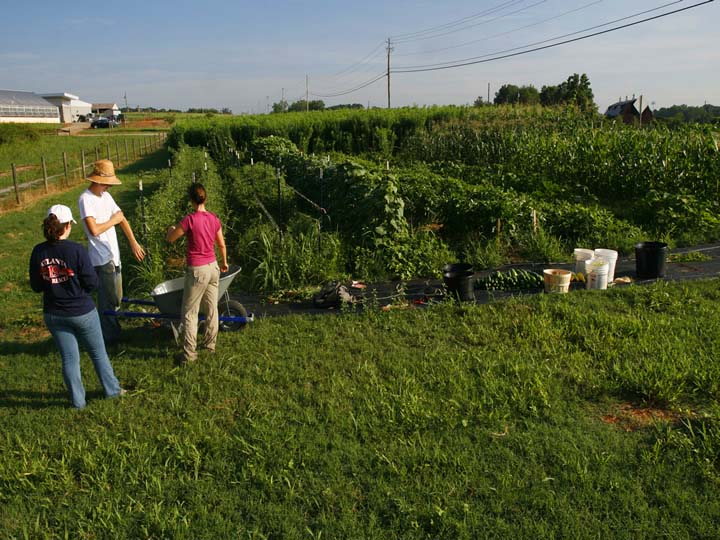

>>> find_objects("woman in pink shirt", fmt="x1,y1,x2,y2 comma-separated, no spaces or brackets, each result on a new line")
166,183,228,364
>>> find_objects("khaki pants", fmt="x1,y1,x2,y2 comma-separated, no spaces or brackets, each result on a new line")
180,262,220,361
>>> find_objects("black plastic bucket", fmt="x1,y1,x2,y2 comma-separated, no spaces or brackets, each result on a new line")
635,241,668,278
442,263,475,301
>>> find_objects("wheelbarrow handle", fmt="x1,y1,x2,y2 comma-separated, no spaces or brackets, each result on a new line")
103,309,254,324
121,297,155,306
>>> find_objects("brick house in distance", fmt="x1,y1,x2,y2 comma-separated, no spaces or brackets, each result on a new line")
605,96,653,125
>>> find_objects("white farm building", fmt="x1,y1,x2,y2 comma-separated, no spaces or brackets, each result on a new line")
92,103,121,118
41,93,92,123
0,90,60,124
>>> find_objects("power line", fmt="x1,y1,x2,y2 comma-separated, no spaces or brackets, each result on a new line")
298,0,711,103
310,51,387,94
305,43,387,100
310,71,388,98
393,0,696,73
390,0,526,42
331,41,387,77
392,0,548,45
394,0,604,58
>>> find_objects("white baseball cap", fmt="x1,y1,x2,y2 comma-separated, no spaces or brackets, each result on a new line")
47,204,77,224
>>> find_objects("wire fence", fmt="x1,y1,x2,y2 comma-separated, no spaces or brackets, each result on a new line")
0,133,167,209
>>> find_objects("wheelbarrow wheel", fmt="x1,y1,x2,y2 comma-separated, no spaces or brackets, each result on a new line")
219,299,248,331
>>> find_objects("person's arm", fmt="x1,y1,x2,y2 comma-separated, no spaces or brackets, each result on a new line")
28,249,44,292
166,222,185,243
117,217,146,261
76,245,98,293
215,227,228,273
83,210,124,237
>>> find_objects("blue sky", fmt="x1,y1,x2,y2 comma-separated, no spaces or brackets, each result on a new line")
1,0,717,113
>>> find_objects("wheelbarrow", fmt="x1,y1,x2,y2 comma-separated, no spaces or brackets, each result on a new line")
104,265,253,341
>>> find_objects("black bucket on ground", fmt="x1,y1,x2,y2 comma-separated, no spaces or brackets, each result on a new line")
442,263,475,301
635,241,668,278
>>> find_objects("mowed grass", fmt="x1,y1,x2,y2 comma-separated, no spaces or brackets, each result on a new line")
0,132,166,191
1,158,720,538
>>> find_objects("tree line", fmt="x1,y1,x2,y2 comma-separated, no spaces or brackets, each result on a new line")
475,73,595,112
271,100,366,113
654,104,720,125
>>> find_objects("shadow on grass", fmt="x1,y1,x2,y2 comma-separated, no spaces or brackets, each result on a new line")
110,149,169,220
118,148,170,176
0,390,69,409
1,324,172,358
0,337,56,356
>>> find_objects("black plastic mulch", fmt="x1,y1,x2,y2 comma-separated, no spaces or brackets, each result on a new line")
228,243,720,319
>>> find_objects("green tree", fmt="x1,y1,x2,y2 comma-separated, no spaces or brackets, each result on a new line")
540,73,595,111
494,84,520,104
473,95,487,107
287,100,326,112
519,85,540,105
493,84,539,105
563,73,595,111
272,100,289,113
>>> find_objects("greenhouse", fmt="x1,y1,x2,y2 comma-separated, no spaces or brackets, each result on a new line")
0,89,59,123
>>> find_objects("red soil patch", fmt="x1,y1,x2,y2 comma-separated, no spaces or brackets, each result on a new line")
127,119,170,129
601,402,681,432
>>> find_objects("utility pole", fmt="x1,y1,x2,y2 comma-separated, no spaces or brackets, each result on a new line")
386,38,393,109
306,75,309,112
638,94,643,128
488,82,490,104
281,87,285,111
124,92,128,112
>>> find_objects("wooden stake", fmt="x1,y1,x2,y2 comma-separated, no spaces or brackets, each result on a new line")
11,163,20,204
62,152,69,186
42,156,49,193
532,209,538,235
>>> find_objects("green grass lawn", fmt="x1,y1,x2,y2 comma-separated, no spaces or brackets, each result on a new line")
1,155,719,538
0,133,166,191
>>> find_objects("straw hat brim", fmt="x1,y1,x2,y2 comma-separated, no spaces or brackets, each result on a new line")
87,174,122,185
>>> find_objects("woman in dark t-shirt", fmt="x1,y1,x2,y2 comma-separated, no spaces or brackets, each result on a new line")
29,204,124,408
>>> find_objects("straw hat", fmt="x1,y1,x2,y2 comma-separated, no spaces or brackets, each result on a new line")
87,159,122,185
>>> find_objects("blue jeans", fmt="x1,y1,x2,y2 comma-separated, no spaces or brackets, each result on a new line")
95,262,123,344
44,309,122,408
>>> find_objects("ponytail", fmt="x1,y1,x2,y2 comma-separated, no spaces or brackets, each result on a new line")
43,214,67,242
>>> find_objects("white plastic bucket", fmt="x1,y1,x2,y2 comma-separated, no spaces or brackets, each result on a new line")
586,258,609,290
573,248,594,275
543,269,572,294
594,248,618,283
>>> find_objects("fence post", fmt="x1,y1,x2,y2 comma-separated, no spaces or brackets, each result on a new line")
132,139,137,159
81,150,86,178
115,140,121,167
42,156,49,193
106,143,111,161
62,152,69,187
95,147,99,162
125,140,129,162
11,163,20,204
